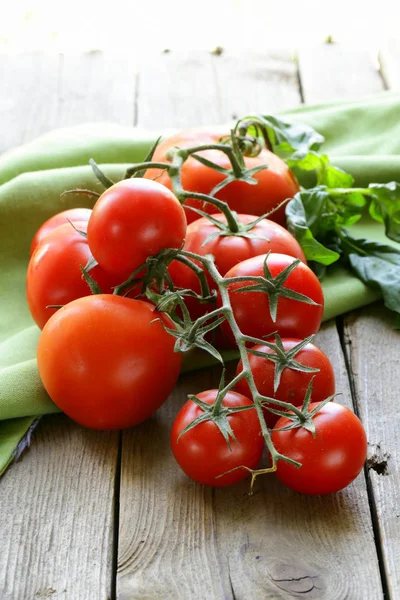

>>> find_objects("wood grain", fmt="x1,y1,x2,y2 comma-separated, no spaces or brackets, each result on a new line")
299,40,394,599
57,51,136,127
0,52,59,153
344,305,400,598
211,49,300,119
136,51,220,128
0,415,118,600
298,44,384,103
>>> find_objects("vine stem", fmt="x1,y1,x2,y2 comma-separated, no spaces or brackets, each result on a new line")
180,249,303,471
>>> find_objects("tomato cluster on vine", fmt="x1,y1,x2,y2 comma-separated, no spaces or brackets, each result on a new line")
27,121,368,496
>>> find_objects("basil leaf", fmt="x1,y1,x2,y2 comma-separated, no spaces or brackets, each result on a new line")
258,115,325,157
286,192,340,266
368,182,400,243
341,231,400,317
287,152,354,188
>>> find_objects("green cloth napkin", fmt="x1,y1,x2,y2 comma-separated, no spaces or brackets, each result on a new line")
1,93,399,475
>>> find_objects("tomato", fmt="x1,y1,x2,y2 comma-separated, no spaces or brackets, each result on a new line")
87,178,187,280
171,390,264,486
27,222,120,329
30,208,92,257
271,402,367,495
169,214,306,315
220,253,324,345
144,132,300,225
37,295,182,430
235,338,335,428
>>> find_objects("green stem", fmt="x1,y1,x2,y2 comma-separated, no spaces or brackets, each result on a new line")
185,251,306,468
124,161,172,178
329,187,372,197
174,255,213,299
177,143,244,179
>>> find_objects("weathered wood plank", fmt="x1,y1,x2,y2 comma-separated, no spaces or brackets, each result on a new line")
211,49,301,119
344,305,400,598
136,51,221,128
379,39,400,90
118,49,382,599
298,41,392,598
118,368,226,599
0,52,59,153
0,415,118,600
298,44,384,103
57,51,136,127
0,50,137,600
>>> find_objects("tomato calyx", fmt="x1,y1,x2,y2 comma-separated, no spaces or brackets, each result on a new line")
247,333,320,394
160,298,226,364
80,265,103,295
177,371,256,449
270,378,337,437
229,252,321,322
89,158,116,189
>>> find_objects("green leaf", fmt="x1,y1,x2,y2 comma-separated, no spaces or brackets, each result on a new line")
341,231,400,317
325,164,354,188
257,115,324,157
368,182,400,242
286,192,340,266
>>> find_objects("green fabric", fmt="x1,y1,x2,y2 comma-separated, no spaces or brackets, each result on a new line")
0,93,399,475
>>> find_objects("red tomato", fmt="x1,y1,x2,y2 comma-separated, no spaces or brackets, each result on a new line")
27,222,120,329
168,214,306,318
87,178,187,280
171,390,264,486
30,208,92,257
37,295,182,430
235,339,335,428
145,132,300,225
271,402,367,495
220,253,324,345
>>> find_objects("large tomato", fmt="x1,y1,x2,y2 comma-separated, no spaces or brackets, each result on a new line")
37,295,182,430
144,132,300,225
235,338,335,428
87,178,187,280
271,402,367,495
171,390,264,486
30,208,92,257
221,253,324,345
27,221,120,329
168,214,306,321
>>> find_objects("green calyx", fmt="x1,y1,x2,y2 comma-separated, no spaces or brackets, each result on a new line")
161,298,226,365
230,252,321,322
269,378,337,438
247,333,320,394
177,371,255,449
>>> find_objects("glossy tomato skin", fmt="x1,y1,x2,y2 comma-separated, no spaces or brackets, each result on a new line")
37,295,182,430
168,214,306,321
235,339,335,428
271,402,367,495
87,178,187,280
30,208,92,257
221,253,324,345
171,390,264,487
27,222,120,329
144,133,300,225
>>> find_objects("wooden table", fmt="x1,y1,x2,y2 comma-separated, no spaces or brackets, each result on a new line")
1,43,399,600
